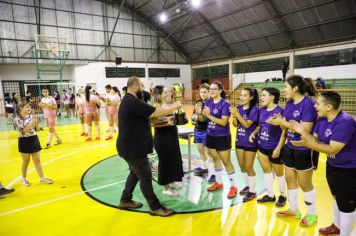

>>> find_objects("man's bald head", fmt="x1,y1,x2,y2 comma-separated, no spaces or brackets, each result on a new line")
127,76,140,88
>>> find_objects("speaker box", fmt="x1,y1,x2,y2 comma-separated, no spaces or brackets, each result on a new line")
115,57,122,65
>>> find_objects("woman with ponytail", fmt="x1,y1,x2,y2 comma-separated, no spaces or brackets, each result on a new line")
203,81,237,198
268,75,319,227
230,87,259,202
84,85,101,141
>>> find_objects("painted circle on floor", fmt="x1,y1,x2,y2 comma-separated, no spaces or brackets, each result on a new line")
81,146,265,213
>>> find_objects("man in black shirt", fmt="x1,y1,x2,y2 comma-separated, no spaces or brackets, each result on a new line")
117,76,181,217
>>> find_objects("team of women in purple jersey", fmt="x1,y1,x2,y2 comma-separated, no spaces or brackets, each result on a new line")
191,75,356,235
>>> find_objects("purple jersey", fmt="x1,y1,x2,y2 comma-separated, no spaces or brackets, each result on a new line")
314,111,356,168
284,96,317,151
236,105,259,148
205,98,231,137
258,106,284,150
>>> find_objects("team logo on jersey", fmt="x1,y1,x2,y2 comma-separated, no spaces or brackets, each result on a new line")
325,129,332,137
213,108,219,114
293,110,300,118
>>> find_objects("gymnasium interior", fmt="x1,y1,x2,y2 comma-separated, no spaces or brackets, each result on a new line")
0,0,356,235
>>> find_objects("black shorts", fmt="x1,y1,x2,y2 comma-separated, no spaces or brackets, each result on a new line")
5,107,14,113
69,104,75,109
206,135,231,151
236,145,257,152
281,145,319,171
18,135,42,154
326,164,356,213
257,146,283,165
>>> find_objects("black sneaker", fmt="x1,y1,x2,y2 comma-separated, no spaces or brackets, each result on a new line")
243,192,257,202
239,186,250,196
207,175,216,183
0,187,15,197
194,167,208,177
275,195,287,207
257,194,276,203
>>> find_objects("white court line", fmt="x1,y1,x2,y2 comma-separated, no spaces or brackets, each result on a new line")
0,180,125,217
5,142,112,189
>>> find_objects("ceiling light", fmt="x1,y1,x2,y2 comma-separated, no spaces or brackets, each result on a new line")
191,0,201,8
159,12,167,22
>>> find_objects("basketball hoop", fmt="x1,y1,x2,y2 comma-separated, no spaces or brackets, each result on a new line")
49,43,58,53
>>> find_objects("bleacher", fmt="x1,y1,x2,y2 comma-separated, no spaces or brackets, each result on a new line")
232,78,356,114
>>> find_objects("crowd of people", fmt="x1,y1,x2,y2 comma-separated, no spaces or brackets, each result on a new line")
2,75,355,236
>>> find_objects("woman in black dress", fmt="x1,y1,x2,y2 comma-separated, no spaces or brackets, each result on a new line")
151,85,184,196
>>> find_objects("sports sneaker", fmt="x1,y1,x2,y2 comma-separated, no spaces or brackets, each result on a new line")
95,137,100,141
207,175,216,183
227,186,238,198
319,223,340,235
40,177,54,185
44,143,51,149
55,139,62,145
105,136,113,140
275,195,287,207
257,194,276,203
239,186,250,196
0,187,15,196
207,182,223,191
276,208,301,219
243,192,257,202
300,213,318,227
194,167,208,177
85,138,92,142
80,132,87,136
22,179,31,187
162,189,179,196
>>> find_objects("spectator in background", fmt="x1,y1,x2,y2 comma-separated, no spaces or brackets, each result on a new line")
62,90,70,118
68,92,76,118
282,58,289,82
54,91,61,116
316,77,326,89
122,86,127,96
5,93,14,123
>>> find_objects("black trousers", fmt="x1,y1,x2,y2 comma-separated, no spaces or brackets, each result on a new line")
121,157,161,211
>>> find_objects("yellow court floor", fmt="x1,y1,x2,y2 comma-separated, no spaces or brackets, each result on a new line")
0,121,354,236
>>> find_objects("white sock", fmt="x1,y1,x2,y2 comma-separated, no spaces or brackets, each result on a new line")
215,168,223,184
264,172,274,197
87,126,92,138
208,161,215,176
242,172,249,187
288,188,299,212
249,175,256,193
340,211,355,236
96,126,100,137
47,133,53,144
202,160,209,169
277,175,287,196
81,124,85,133
227,171,237,187
333,200,341,228
304,189,317,215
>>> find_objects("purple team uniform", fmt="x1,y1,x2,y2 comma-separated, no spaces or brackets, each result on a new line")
282,96,319,170
193,99,208,146
205,98,231,151
313,111,356,212
257,106,284,164
235,105,259,151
